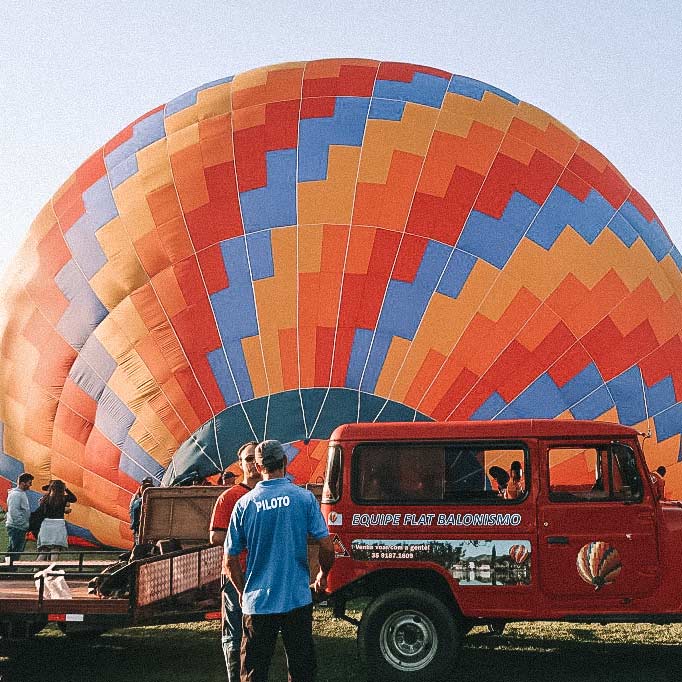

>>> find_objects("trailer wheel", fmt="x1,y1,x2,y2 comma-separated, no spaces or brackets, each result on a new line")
358,588,460,682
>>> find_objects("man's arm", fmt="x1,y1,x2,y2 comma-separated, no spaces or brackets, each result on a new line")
226,553,245,599
312,535,335,594
209,490,230,545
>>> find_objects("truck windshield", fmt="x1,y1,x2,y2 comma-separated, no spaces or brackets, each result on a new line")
322,444,342,503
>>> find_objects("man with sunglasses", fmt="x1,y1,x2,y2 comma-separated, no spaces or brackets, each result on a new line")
209,442,261,681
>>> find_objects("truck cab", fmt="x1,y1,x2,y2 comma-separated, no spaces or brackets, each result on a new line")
320,419,682,682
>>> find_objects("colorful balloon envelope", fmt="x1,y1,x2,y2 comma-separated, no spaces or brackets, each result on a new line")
576,541,622,590
508,543,530,565
0,59,680,547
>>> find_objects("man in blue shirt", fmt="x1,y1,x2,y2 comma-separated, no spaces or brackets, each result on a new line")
226,440,334,682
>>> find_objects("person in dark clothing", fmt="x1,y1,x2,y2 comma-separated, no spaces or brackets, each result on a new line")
219,469,237,487
36,480,77,561
488,466,510,495
129,477,154,543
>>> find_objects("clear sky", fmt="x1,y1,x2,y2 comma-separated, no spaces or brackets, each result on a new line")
1,1,680,275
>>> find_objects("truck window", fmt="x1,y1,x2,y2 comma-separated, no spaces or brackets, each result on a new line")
548,443,643,502
353,442,528,504
322,444,342,503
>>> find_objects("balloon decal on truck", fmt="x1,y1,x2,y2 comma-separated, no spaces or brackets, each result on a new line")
576,541,622,590
509,543,530,564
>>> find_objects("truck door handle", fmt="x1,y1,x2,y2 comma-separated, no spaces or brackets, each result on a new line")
547,536,569,545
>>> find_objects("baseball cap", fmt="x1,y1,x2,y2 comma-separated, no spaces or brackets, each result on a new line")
255,440,286,468
141,476,154,485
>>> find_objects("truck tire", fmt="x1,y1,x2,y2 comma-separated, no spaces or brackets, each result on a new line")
358,588,460,682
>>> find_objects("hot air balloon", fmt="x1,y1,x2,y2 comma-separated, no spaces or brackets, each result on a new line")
576,541,622,590
508,544,529,564
0,59,680,548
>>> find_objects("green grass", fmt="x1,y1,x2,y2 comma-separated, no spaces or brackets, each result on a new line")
1,612,682,682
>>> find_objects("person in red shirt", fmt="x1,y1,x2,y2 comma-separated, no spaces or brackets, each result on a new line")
209,441,261,681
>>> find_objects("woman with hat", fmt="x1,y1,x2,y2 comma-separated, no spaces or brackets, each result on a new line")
36,480,77,562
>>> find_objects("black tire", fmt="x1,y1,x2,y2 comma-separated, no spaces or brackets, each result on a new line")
358,588,461,682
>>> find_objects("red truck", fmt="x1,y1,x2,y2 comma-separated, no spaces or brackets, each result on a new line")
320,419,681,682
0,486,224,640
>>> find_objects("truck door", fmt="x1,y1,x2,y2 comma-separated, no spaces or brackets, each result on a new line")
537,441,659,603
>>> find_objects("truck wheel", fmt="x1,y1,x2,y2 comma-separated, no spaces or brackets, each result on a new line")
358,588,460,682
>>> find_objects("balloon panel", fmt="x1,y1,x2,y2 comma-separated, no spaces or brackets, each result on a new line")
0,59,680,548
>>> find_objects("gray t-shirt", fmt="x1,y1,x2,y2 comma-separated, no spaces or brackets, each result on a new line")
6,488,30,530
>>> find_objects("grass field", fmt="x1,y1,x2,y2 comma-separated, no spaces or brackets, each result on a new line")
1,613,681,682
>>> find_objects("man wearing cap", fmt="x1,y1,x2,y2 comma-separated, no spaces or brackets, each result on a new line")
209,441,260,682
226,440,334,682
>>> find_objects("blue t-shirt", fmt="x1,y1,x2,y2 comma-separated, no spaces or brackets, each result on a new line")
226,477,328,615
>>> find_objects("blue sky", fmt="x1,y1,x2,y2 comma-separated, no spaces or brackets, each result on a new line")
1,1,680,275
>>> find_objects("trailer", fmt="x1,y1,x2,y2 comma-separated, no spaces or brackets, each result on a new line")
0,486,224,640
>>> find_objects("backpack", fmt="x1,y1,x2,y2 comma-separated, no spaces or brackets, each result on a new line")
29,504,46,537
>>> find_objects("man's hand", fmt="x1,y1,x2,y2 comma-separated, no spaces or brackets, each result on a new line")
311,535,334,597
312,569,327,595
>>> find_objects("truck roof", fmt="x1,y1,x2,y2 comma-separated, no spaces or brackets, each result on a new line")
329,419,640,442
